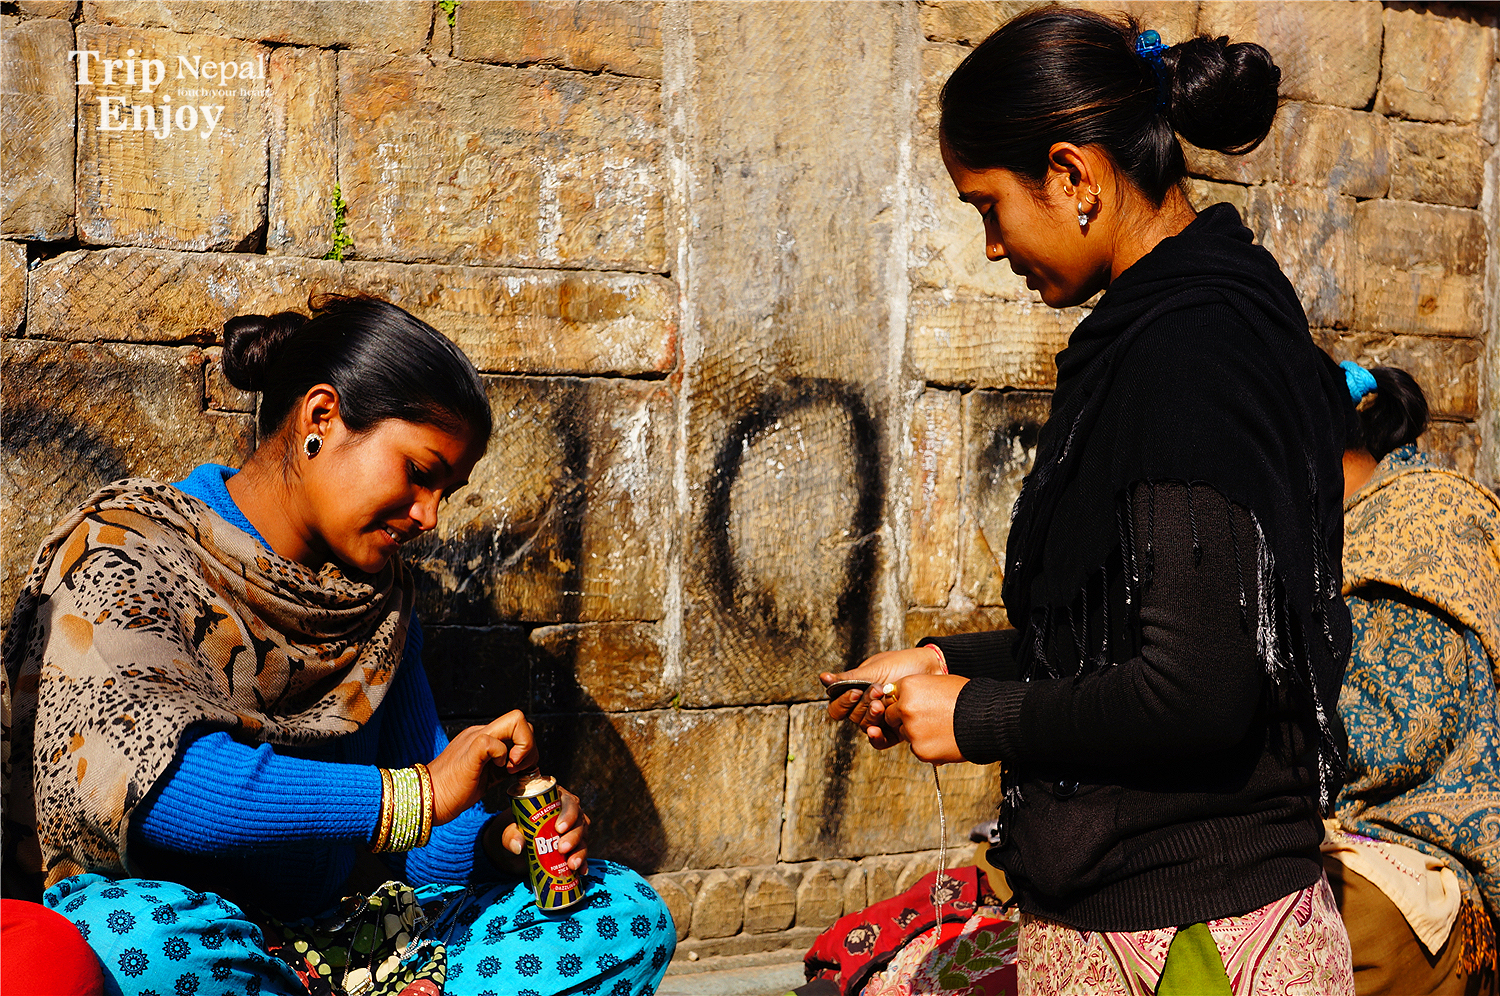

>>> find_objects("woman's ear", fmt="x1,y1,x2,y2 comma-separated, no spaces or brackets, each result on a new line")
297,384,342,438
1047,143,1090,190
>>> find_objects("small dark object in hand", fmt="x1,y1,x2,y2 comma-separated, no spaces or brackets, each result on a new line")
825,679,872,700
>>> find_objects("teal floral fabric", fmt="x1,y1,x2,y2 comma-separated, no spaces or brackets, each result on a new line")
1338,444,1500,967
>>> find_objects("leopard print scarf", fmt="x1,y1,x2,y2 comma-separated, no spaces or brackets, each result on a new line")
2,478,413,888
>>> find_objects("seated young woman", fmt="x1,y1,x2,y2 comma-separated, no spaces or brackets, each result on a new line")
2,296,675,996
1331,362,1500,995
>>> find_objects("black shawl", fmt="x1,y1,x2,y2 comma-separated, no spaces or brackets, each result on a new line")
1001,203,1352,806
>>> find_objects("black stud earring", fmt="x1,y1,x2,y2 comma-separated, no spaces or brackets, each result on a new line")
304,432,323,458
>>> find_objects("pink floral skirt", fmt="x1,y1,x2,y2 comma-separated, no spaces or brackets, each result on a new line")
1016,875,1354,996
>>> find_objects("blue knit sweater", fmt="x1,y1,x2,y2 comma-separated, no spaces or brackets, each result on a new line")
128,465,502,915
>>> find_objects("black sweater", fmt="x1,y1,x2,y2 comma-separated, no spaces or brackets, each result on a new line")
931,482,1325,930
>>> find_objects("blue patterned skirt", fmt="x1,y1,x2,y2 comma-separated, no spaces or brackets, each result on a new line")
44,860,675,996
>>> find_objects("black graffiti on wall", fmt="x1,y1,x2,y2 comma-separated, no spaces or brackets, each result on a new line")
703,378,886,674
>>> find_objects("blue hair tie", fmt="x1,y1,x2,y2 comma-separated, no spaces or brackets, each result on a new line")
1340,361,1377,404
1134,29,1169,111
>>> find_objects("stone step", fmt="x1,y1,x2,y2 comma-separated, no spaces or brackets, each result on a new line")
657,951,806,996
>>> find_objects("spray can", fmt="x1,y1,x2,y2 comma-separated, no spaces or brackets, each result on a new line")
508,770,587,911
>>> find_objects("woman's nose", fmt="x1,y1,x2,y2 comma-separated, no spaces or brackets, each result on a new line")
412,492,440,531
986,242,1005,261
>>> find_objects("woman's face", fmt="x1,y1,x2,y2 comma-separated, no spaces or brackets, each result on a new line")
303,416,482,573
941,144,1108,309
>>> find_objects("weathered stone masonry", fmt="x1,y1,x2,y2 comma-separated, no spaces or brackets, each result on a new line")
2,0,1496,960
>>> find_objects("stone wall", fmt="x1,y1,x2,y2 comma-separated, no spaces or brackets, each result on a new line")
3,0,1496,958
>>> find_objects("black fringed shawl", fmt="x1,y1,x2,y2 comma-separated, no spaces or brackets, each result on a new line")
1002,204,1352,809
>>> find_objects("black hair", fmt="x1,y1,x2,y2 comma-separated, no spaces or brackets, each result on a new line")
939,6,1282,204
221,295,494,446
1348,366,1429,461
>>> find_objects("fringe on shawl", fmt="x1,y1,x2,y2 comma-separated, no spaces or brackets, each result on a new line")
1457,895,1498,977
1013,480,1347,812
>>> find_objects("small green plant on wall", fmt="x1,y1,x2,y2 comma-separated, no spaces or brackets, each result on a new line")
439,0,458,27
323,184,353,262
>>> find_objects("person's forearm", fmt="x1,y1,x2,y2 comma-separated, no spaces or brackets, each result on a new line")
132,732,382,854
921,629,1019,682
951,483,1264,769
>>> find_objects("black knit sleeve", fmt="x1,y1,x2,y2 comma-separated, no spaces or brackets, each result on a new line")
918,629,1019,682
950,482,1264,768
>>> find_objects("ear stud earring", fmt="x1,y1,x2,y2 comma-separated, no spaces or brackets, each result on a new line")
304,432,323,458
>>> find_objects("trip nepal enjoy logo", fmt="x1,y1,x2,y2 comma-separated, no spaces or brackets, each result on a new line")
68,47,266,140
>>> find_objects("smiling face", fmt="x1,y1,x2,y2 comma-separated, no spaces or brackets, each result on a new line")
302,416,482,573
941,143,1112,309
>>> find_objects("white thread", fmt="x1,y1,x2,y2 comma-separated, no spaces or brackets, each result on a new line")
932,762,947,928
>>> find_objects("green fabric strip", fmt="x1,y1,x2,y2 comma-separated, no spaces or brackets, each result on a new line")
1157,922,1231,995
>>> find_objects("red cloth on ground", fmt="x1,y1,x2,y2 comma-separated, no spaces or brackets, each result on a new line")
803,865,994,996
2,898,106,995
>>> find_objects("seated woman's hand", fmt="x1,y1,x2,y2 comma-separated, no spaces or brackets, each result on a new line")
823,646,945,736
490,785,591,877
428,709,538,825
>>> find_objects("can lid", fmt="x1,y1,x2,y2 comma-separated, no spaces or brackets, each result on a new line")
508,768,557,798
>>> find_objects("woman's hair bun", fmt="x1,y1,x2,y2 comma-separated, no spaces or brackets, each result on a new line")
221,311,310,392
1165,35,1282,156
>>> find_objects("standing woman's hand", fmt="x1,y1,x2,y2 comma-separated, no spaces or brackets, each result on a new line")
823,646,947,744
427,709,537,825
877,674,969,763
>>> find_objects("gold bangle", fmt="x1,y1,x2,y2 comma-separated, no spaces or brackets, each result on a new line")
373,767,395,852
414,762,434,849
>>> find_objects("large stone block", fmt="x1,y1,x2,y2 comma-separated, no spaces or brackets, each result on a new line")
1277,103,1389,200
530,622,674,713
74,25,269,251
202,345,254,412
648,873,692,941
2,242,24,334
781,702,1003,862
1245,185,1354,330
904,606,1011,645
1422,421,1481,479
1197,1,1383,108
1,16,75,241
673,3,913,706
267,46,336,257
537,707,787,872
1351,201,1486,337
911,44,1030,300
1186,178,1250,218
454,1,662,78
960,391,1048,606
909,389,962,607
1377,4,1496,124
909,293,1081,391
1312,331,1480,421
1388,122,1484,209
338,54,665,271
743,869,797,934
1,340,255,620
419,624,532,721
920,1,1197,46
16,2,79,16
690,871,748,939
795,862,846,930
409,377,673,626
26,249,679,375
1184,128,1278,187
83,1,433,54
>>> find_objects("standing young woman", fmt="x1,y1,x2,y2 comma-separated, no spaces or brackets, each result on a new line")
3,297,674,996
824,9,1355,994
